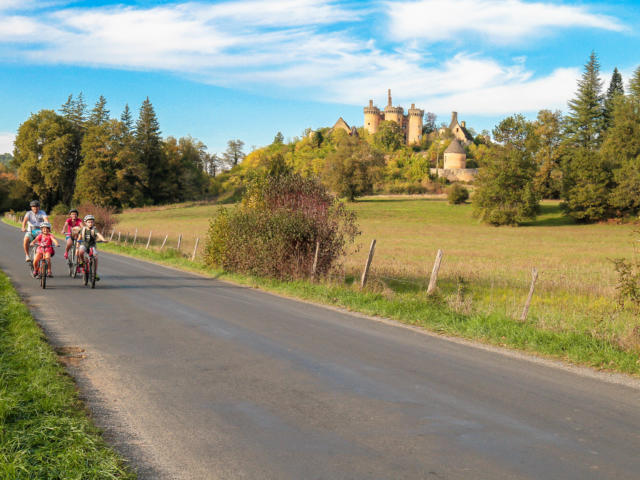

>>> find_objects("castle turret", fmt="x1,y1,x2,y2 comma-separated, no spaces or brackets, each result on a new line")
407,103,424,145
443,138,467,169
384,89,404,125
364,99,381,135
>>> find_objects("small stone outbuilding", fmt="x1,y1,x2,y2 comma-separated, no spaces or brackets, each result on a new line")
443,138,466,169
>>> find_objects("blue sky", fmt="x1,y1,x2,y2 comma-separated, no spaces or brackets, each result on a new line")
1,0,639,155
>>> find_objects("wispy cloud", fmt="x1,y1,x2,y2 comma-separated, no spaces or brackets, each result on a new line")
0,132,15,154
387,0,624,44
0,0,628,117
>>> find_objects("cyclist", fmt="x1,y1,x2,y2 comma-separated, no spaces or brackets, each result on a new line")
77,215,107,280
61,208,83,259
21,200,49,262
30,222,60,277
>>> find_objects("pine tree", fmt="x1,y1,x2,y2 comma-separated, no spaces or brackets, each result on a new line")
604,68,624,129
222,139,246,167
134,97,168,203
565,51,605,150
88,95,110,126
629,66,640,101
120,104,133,133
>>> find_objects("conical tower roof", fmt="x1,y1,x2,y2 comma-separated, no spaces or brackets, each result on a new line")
444,138,465,154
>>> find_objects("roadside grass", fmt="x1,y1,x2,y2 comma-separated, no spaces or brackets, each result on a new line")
0,269,135,479
100,242,640,375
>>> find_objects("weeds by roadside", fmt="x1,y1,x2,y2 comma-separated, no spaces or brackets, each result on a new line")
0,270,135,479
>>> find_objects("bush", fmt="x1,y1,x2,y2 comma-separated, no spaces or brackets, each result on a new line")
75,202,118,233
447,184,469,204
204,173,359,279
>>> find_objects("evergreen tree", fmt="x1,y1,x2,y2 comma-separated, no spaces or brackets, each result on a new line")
561,148,612,221
629,66,640,101
120,103,133,133
565,51,605,150
604,67,624,129
88,95,110,126
59,92,87,197
532,110,564,198
222,139,246,167
273,132,284,144
134,97,169,203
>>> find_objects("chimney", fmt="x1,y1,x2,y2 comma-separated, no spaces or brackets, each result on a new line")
461,121,466,128
451,111,458,124
369,99,373,108
411,103,415,109
388,89,392,107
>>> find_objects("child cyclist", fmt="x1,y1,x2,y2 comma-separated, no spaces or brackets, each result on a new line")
61,208,83,259
30,222,60,277
77,215,107,280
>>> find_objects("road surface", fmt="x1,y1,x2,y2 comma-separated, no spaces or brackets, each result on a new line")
1,221,639,479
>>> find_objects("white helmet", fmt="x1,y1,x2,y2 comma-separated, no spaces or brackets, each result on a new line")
84,214,95,222
40,222,51,229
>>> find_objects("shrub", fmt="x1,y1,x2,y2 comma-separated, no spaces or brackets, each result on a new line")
75,202,118,233
447,184,469,204
204,173,360,279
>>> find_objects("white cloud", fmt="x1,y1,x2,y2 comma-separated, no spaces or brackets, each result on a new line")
0,1,627,117
0,132,15,154
387,0,624,43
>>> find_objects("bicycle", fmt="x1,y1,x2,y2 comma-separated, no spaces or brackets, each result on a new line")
82,245,99,289
67,236,79,278
26,228,41,277
33,243,55,289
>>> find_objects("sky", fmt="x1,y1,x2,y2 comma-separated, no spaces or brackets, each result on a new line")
1,0,639,155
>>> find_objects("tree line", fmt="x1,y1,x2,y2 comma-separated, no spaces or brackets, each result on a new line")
5,94,247,212
474,52,640,224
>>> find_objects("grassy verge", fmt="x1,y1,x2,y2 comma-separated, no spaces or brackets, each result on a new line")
0,269,135,479
100,242,640,376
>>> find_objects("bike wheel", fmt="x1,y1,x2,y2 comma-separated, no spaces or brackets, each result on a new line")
40,259,47,289
83,261,89,286
29,246,36,276
90,258,96,289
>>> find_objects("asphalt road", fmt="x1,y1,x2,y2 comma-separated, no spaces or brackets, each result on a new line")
1,221,639,479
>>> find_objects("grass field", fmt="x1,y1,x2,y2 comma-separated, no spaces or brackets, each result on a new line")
111,197,640,358
0,269,134,479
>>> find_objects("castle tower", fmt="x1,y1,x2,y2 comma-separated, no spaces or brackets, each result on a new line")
443,138,467,169
407,103,424,145
364,99,381,135
384,89,404,125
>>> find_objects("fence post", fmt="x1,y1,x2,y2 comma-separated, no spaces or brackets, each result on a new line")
520,267,538,322
109,229,115,242
427,249,444,295
360,239,376,289
311,241,320,279
177,234,182,251
118,231,121,244
132,228,138,247
123,232,128,247
146,231,152,250
191,237,199,261
160,234,168,250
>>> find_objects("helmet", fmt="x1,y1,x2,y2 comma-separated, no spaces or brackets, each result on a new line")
84,214,95,222
40,222,51,229
69,208,79,215
29,200,40,207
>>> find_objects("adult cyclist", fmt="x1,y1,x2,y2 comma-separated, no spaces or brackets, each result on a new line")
21,200,49,262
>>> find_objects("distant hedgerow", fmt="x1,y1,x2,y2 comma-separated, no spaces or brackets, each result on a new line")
204,173,360,279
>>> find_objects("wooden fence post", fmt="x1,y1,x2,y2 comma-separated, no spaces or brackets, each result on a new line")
427,249,444,295
123,232,128,247
109,229,115,242
520,267,538,322
360,239,376,289
311,241,320,279
177,234,182,251
132,228,138,247
160,234,168,250
191,237,199,261
146,231,152,250
117,231,121,244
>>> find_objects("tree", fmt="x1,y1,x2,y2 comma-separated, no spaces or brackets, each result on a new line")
134,97,169,203
74,120,145,208
629,66,640,101
532,110,564,198
492,114,535,153
120,104,133,133
273,132,284,144
163,136,209,202
565,51,605,150
372,121,404,152
423,112,437,135
222,139,246,168
604,68,624,129
88,95,110,126
13,110,75,207
473,146,539,225
204,153,223,177
323,135,384,201
59,92,87,197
